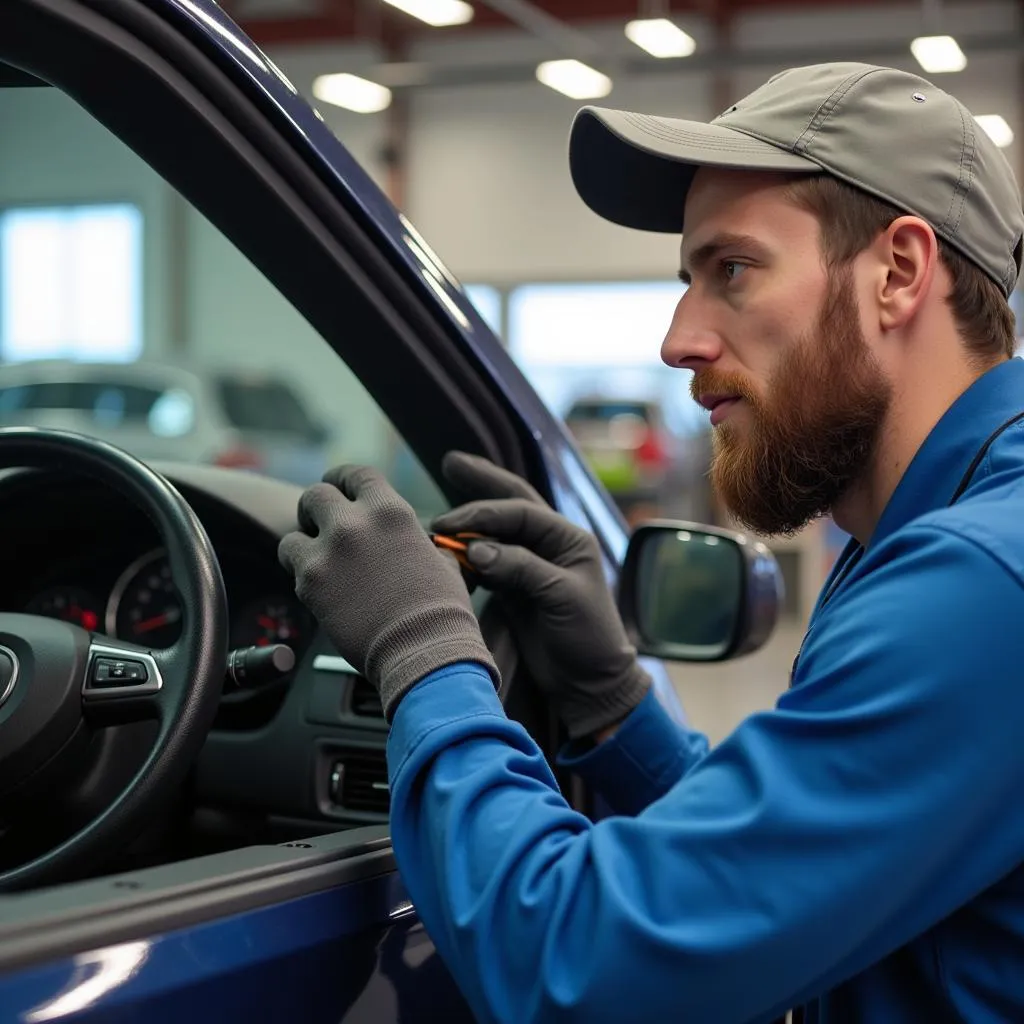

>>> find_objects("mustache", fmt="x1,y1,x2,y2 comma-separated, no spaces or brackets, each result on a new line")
690,370,759,406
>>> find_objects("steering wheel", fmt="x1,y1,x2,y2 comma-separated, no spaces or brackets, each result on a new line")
0,428,228,892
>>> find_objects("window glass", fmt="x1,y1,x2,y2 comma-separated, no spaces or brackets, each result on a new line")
0,85,444,517
1,204,142,363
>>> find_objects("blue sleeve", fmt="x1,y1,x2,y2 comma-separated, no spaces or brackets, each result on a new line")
387,525,1024,1024
556,687,710,815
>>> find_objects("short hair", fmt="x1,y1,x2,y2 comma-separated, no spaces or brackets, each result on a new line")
785,175,1017,362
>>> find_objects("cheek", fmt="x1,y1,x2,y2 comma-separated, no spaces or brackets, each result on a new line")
722,301,803,381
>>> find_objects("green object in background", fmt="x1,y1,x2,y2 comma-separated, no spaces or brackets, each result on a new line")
587,452,639,493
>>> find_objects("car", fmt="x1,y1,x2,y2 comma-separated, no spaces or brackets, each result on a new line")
564,395,714,524
0,359,334,486
0,2,779,1020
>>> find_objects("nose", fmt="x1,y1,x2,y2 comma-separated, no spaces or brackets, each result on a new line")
661,292,723,370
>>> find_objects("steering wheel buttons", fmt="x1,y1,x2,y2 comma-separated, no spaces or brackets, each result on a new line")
91,657,148,687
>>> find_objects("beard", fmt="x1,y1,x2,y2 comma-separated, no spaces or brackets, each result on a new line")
692,267,892,537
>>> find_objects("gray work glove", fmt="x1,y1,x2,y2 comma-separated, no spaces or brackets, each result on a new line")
278,464,500,722
431,451,651,740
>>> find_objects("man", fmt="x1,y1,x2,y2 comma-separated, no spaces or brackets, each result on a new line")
279,63,1024,1022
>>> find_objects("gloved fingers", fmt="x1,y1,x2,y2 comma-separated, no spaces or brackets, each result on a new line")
466,539,574,607
297,482,348,535
432,498,586,562
278,529,316,578
321,463,394,503
441,451,547,505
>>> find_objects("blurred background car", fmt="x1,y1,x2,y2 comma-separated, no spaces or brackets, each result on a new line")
0,360,333,485
564,395,714,525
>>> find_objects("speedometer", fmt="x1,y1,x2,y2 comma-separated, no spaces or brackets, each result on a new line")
105,550,183,649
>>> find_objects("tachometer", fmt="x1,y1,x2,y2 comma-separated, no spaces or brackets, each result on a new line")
232,597,302,651
106,550,183,649
26,586,102,632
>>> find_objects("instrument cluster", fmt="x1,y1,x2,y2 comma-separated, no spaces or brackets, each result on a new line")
24,547,307,654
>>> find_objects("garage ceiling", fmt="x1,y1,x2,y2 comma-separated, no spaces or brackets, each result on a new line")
225,0,904,48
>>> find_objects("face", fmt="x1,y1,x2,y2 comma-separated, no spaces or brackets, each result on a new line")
663,169,892,537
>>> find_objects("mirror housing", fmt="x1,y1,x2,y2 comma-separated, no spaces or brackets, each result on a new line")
618,520,783,662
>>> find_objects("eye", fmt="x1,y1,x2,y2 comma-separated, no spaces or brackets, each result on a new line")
721,260,747,282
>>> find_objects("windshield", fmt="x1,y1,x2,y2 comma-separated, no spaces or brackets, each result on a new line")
0,81,445,515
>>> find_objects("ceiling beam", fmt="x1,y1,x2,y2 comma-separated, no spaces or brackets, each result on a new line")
361,27,1024,89
238,0,898,48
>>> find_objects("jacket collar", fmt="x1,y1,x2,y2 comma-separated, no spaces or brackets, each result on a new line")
813,358,1024,616
869,357,1024,549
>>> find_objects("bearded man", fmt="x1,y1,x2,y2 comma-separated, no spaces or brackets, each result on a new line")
281,63,1024,1023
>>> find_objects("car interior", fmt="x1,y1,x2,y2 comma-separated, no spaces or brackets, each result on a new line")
0,0,581,898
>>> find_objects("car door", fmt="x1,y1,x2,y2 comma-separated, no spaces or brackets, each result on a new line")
0,0,690,1019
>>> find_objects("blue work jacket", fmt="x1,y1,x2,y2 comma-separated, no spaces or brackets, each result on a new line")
388,357,1024,1023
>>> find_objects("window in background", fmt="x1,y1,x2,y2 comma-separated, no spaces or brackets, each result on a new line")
0,203,143,363
508,280,714,524
463,283,503,337
507,280,705,433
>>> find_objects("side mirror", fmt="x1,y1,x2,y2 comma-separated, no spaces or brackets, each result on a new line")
618,521,784,662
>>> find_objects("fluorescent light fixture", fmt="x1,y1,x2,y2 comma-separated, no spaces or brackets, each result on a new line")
312,73,392,113
536,60,612,99
977,114,1015,148
624,19,696,58
910,34,967,73
380,0,473,27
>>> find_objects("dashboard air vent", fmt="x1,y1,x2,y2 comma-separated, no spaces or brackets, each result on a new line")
336,748,390,815
350,676,384,718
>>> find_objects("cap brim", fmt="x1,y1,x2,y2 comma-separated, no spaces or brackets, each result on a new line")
569,107,821,233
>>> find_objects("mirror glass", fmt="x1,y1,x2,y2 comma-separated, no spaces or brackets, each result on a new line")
635,527,744,657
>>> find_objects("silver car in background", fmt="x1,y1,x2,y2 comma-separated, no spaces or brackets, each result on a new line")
0,359,332,485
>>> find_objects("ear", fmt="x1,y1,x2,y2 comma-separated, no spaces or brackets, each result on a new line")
875,216,939,331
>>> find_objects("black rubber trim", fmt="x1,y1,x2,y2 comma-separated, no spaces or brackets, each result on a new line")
0,826,393,973
0,60,44,86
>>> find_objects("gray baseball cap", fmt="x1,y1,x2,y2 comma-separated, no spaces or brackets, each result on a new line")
569,62,1024,297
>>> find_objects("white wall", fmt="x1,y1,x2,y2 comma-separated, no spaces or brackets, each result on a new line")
1,0,1020,399
270,0,1024,284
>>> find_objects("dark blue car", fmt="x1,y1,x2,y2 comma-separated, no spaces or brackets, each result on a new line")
0,0,709,1018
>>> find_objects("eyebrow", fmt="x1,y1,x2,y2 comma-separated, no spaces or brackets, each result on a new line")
678,232,766,286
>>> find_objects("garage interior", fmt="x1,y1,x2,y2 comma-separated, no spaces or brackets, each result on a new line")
2,0,1019,743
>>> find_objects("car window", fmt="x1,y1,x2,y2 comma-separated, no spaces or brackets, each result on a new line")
0,83,446,517
0,380,162,414
0,379,198,436
566,401,653,423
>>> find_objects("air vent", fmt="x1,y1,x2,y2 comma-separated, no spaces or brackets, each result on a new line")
333,748,390,815
350,676,384,718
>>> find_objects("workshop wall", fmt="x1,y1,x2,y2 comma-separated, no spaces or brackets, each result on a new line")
0,0,1018,482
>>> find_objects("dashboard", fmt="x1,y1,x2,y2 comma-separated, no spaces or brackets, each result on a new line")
0,460,526,841
20,545,307,654
0,464,314,660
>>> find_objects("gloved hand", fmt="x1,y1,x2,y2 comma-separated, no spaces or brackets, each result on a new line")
278,464,500,722
431,451,650,740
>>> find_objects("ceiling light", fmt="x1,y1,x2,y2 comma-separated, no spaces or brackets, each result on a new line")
624,19,696,58
536,60,612,99
976,114,1014,149
380,0,473,27
910,34,966,73
313,73,392,114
